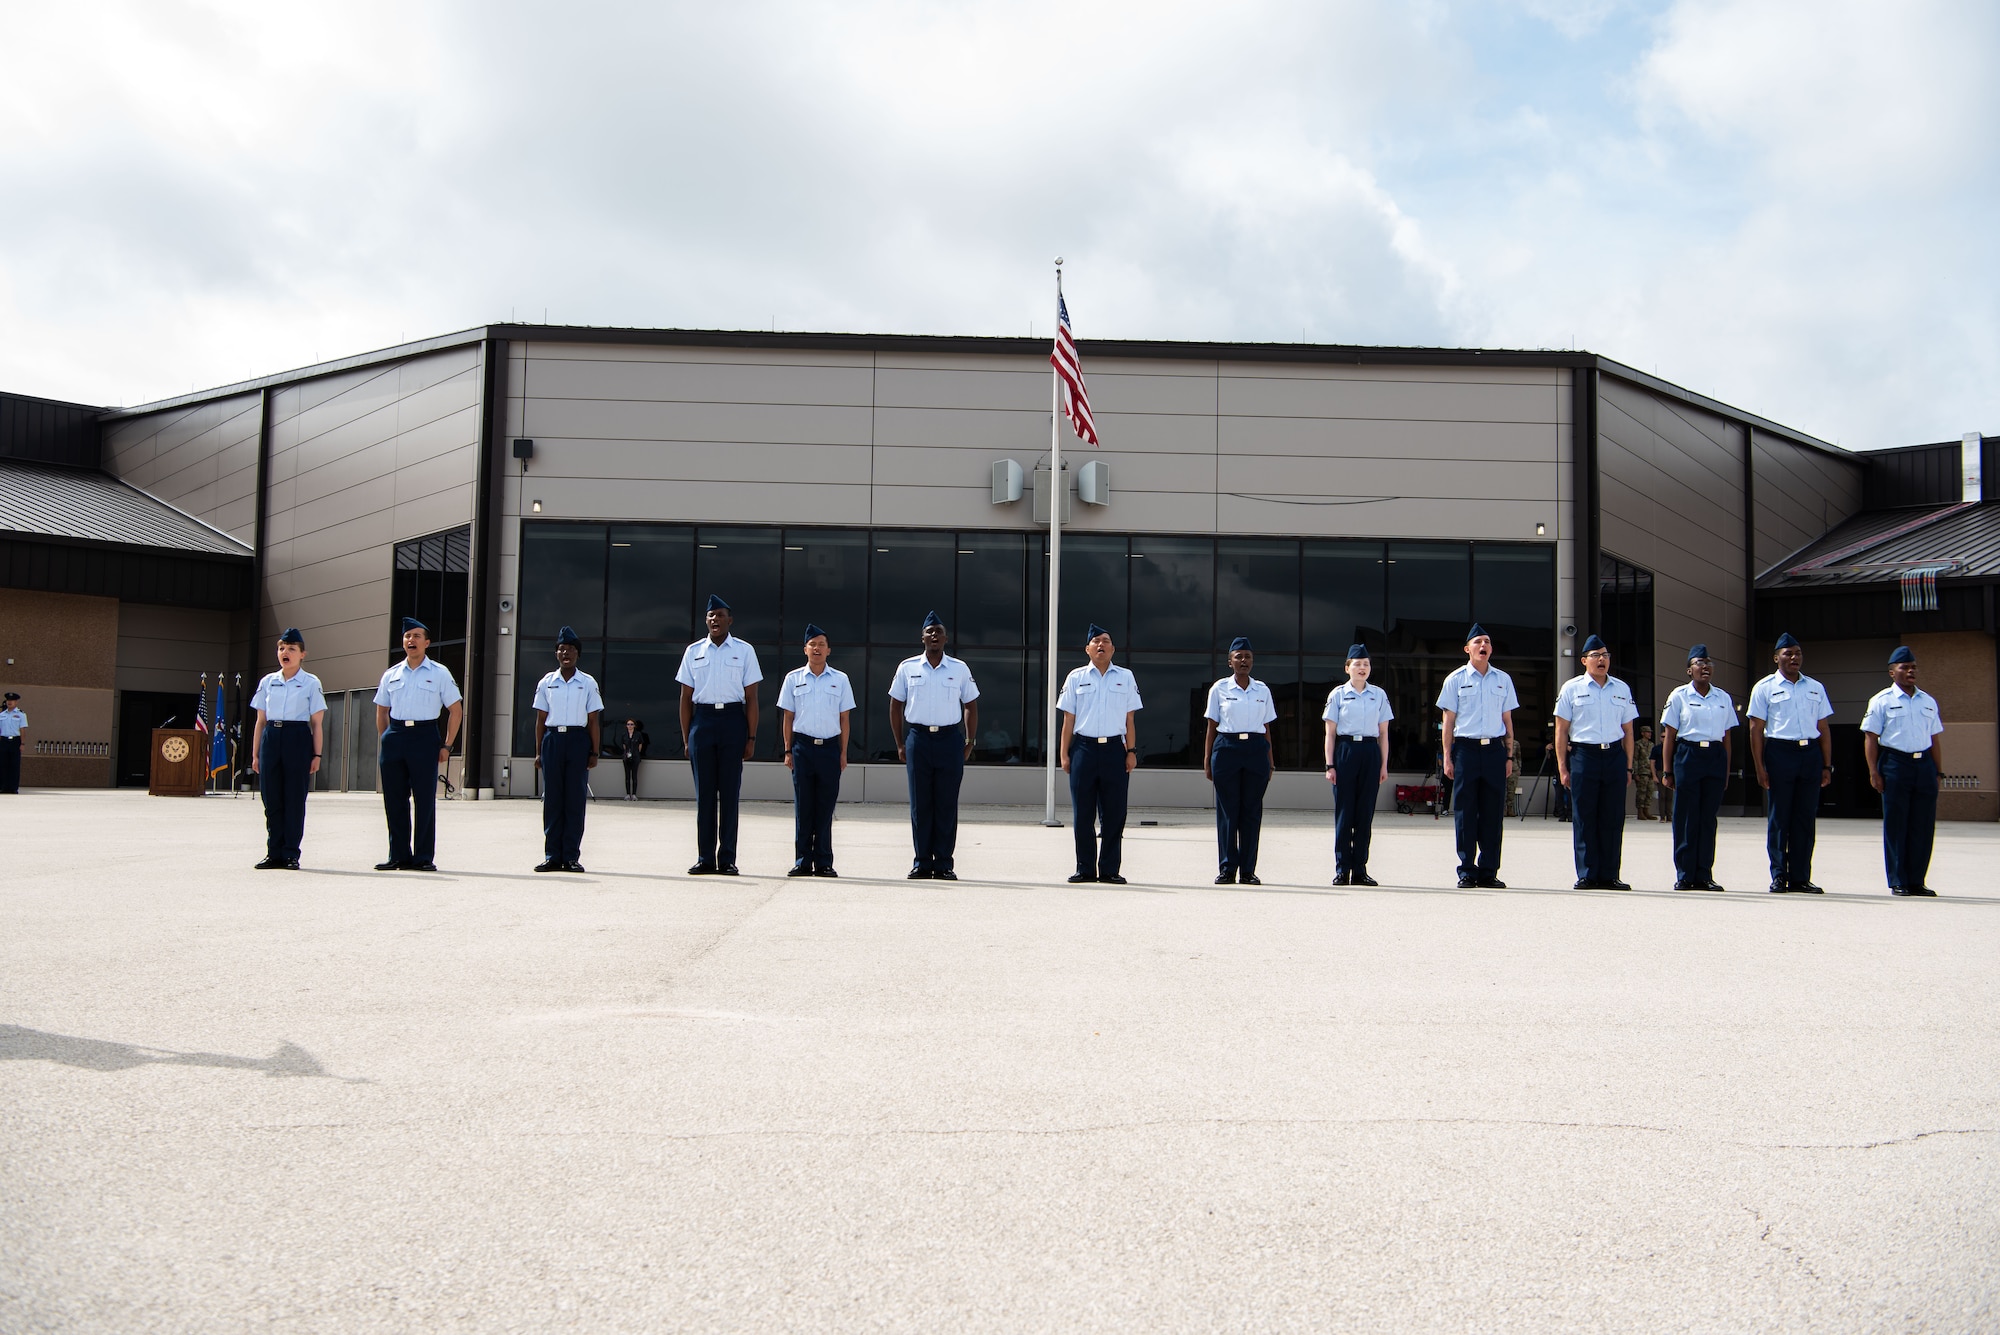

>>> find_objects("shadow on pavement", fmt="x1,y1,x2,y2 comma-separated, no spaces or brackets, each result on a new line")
0,1025,369,1081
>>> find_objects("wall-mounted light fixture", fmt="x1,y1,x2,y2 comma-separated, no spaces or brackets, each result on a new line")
532,499,542,513
513,438,534,472
1536,522,1546,535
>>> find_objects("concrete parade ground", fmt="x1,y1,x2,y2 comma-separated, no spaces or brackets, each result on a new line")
3,788,1997,1334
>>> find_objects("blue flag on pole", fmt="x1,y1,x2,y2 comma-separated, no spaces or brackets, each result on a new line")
209,683,230,777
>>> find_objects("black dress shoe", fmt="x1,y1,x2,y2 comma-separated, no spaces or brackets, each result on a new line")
1067,872,1097,883
375,860,407,871
933,870,958,881
1672,880,1696,891
1100,874,1128,885
689,861,718,875
1607,881,1632,891
255,856,285,870
1476,877,1506,889
1575,878,1598,890
408,862,438,873
1215,871,1236,885
563,862,586,873
1769,880,1791,893
284,859,300,870
787,863,815,877
1332,870,1351,886
1703,880,1725,891
1240,873,1262,886
1352,872,1378,887
907,868,932,880
535,859,563,873
1795,882,1824,894
717,864,740,876
814,866,838,877
1456,874,1477,889
1891,886,1937,897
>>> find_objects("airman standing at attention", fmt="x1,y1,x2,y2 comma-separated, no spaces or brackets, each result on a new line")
1437,624,1518,888
1324,642,1392,886
0,692,25,794
1553,635,1639,890
677,595,761,876
1747,632,1834,893
777,623,855,878
1058,623,1142,885
532,626,602,874
249,628,325,870
1205,637,1276,886
374,617,463,872
889,612,980,880
1659,644,1738,891
1863,646,1945,897
1632,726,1657,820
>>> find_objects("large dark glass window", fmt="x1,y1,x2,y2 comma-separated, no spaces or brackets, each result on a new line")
510,520,1558,773
1600,553,1656,722
392,525,472,718
1129,536,1213,651
1219,539,1300,653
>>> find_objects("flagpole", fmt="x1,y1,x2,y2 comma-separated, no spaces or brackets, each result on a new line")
1042,257,1064,828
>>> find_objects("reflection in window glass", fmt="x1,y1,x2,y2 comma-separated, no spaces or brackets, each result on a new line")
864,647,907,762
601,642,685,762
517,524,606,638
1387,542,1469,655
959,649,1027,763
608,527,693,642
1250,654,1301,770
870,531,955,644
957,533,1029,646
1303,541,1386,652
1472,544,1554,658
1130,536,1213,651
1377,658,1451,773
1054,534,1128,648
1218,539,1299,652
783,529,868,650
1129,652,1214,767
695,527,782,650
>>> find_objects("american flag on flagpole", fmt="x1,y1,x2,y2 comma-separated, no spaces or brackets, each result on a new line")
1050,293,1100,446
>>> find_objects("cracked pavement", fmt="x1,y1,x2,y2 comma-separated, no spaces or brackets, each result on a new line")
3,789,1997,1332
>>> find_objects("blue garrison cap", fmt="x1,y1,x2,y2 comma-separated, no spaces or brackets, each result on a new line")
1581,634,1607,654
803,622,827,644
1467,623,1489,642
923,610,944,629
705,594,730,613
1687,643,1710,661
556,625,581,647
1229,636,1253,653
1086,622,1110,644
277,627,305,647
1774,631,1800,649
1888,645,1916,665
1346,643,1369,659
401,616,428,634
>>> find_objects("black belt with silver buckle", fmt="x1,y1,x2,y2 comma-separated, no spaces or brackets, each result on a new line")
1570,742,1615,751
1095,735,1112,743
1885,745,1929,761
268,720,285,728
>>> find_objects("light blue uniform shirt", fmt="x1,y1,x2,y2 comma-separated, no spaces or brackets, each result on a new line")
251,669,327,722
1660,682,1739,744
1205,677,1277,736
777,665,856,739
374,657,462,721
0,706,25,739
675,635,763,705
1323,682,1393,737
1746,671,1833,741
1058,662,1143,738
1436,663,1518,739
1554,673,1640,744
889,653,980,727
532,669,604,728
1861,684,1944,753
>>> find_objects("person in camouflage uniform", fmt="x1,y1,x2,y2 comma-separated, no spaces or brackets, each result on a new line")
1633,724,1657,819
1504,737,1522,817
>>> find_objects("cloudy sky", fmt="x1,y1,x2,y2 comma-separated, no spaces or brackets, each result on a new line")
2,0,1993,448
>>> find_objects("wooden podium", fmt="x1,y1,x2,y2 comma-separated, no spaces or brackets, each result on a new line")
149,728,208,797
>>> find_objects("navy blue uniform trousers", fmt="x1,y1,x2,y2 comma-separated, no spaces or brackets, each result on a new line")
1332,737,1381,877
1671,740,1728,885
1450,738,1507,878
905,725,965,874
791,736,841,869
1069,738,1130,878
259,721,312,861
689,702,747,865
379,719,441,865
1567,744,1628,884
1212,737,1272,878
1878,748,1938,890
1761,739,1823,886
0,735,19,793
540,727,591,863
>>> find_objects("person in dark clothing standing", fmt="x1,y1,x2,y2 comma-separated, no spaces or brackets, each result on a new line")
618,718,647,800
